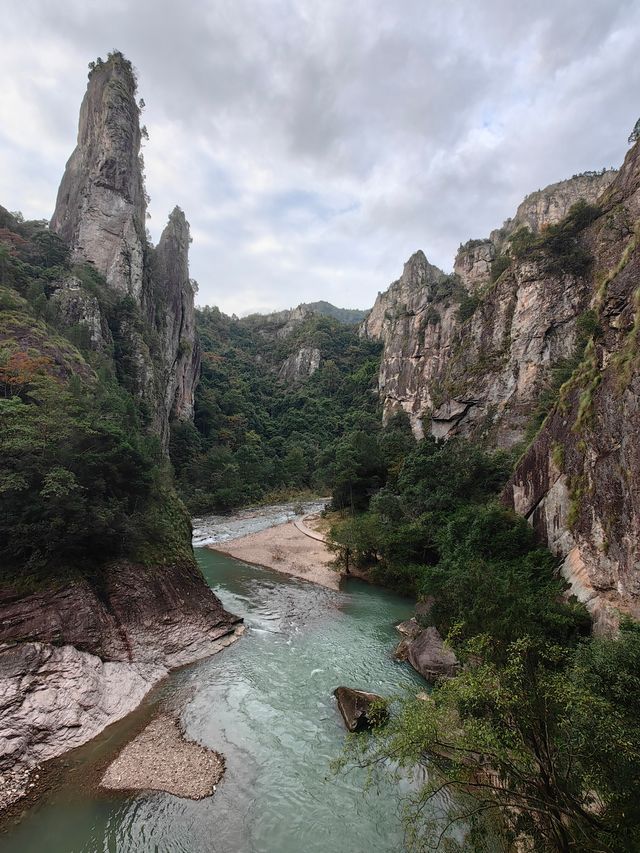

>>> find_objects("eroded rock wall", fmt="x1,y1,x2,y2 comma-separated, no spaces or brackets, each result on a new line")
51,56,146,298
0,561,241,784
362,172,618,448
503,143,640,629
362,157,638,623
146,207,201,442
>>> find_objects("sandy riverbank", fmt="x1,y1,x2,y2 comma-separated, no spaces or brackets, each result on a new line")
209,516,341,590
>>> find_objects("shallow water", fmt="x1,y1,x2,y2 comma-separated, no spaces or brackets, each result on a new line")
0,549,424,853
191,498,328,547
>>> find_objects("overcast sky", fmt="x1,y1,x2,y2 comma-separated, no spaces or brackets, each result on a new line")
1,1,639,314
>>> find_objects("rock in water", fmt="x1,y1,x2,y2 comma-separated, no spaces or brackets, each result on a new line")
334,687,388,732
407,627,459,682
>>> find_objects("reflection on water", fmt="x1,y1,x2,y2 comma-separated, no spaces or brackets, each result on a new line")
0,549,424,853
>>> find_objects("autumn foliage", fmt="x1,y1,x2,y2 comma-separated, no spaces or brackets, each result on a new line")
0,351,54,396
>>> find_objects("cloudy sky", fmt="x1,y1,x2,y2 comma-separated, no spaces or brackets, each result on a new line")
1,1,639,314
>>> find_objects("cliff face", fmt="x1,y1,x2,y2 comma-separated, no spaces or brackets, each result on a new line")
362,154,638,626
491,170,617,249
50,53,199,449
362,171,617,447
503,144,640,630
0,560,241,786
148,207,201,432
0,54,222,808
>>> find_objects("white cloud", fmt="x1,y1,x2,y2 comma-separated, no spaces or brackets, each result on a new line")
1,0,638,315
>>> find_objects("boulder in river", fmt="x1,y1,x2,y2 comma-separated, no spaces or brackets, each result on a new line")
407,627,459,682
334,687,389,732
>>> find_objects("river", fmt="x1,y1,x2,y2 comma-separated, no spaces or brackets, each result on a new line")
0,509,424,853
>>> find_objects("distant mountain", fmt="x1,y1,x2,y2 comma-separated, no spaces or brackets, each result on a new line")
301,301,368,324
242,300,368,329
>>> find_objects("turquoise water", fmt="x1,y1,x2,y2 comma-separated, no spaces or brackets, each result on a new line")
0,549,424,853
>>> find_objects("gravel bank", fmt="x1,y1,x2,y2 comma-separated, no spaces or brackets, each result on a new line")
101,714,224,799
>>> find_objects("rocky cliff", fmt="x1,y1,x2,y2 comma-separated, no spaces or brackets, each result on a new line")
362,153,637,627
362,170,618,446
0,53,227,811
51,55,146,298
503,144,640,630
0,561,241,796
50,52,199,449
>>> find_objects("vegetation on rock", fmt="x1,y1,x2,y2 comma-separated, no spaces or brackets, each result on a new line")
0,208,192,589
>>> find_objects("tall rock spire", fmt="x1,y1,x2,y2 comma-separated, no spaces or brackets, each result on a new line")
50,53,200,451
51,52,146,297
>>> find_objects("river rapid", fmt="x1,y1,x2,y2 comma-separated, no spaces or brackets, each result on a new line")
0,506,424,853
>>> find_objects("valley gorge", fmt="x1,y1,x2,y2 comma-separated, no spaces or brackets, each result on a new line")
1,48,640,853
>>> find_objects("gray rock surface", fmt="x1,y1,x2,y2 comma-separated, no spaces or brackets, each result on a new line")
50,52,200,451
333,686,388,732
277,346,321,383
407,628,459,682
395,618,422,640
146,207,201,441
51,55,146,298
0,561,242,804
503,143,640,630
361,172,619,448
49,275,112,351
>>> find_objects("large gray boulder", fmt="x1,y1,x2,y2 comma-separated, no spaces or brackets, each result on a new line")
407,627,459,682
334,687,388,732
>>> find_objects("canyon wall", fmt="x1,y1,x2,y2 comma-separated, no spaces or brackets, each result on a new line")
503,144,640,630
362,151,637,627
361,170,617,447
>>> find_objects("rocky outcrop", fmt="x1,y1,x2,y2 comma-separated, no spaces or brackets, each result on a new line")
333,686,388,732
277,345,321,383
243,301,366,340
362,153,639,623
243,304,318,340
0,561,242,795
491,170,617,249
406,627,459,682
49,275,112,351
51,54,146,298
147,207,201,437
503,143,640,630
50,52,199,450
0,54,219,812
362,173,618,447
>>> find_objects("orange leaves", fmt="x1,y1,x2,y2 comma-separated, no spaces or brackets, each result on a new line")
0,351,54,395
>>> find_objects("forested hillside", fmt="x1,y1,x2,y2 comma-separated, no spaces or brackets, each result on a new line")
172,307,382,511
0,208,191,589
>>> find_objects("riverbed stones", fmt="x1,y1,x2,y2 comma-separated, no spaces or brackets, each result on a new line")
333,687,388,732
406,627,459,682
101,714,224,799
